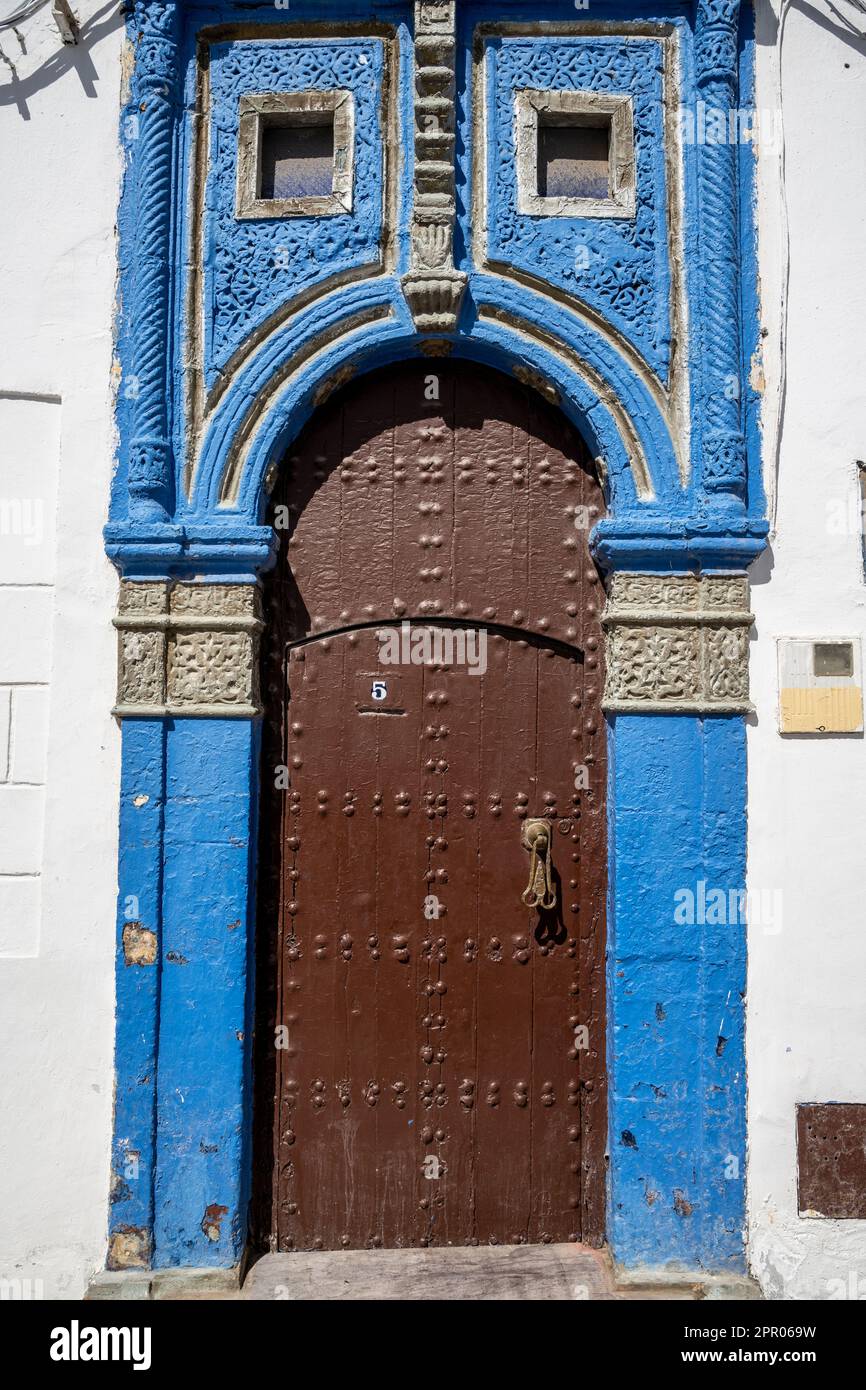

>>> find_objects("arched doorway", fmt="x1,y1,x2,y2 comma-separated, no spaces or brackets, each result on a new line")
252,360,607,1251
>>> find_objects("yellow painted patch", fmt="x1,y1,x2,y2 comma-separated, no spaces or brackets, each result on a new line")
780,686,863,733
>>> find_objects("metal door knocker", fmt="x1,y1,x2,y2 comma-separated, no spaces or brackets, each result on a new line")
521,818,557,910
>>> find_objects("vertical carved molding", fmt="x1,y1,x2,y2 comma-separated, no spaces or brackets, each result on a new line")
695,0,746,503
401,0,468,333
128,1,181,523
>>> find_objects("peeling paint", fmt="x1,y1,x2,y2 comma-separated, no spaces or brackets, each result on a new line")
201,1205,229,1242
122,922,157,967
119,36,135,106
673,1190,694,1219
110,1173,132,1205
107,1226,149,1271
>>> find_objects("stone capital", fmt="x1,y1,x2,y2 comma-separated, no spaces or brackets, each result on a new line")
602,572,752,714
114,580,263,718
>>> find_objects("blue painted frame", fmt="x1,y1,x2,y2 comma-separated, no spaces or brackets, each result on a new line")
105,0,767,1274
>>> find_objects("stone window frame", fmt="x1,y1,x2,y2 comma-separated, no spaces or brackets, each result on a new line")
515,89,636,220
235,89,355,220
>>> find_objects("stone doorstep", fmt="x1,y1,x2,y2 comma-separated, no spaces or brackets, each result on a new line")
85,1267,242,1301
84,1270,154,1302
84,1247,762,1301
241,1244,617,1301
613,1265,763,1301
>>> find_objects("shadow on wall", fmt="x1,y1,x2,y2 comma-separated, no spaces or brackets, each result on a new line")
0,0,122,119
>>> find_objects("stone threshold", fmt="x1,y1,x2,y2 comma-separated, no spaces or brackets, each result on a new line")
85,1246,761,1301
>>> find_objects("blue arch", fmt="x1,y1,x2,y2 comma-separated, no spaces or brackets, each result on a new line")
185,275,685,534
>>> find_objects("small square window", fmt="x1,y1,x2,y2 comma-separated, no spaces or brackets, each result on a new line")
538,118,611,201
236,90,354,220
260,120,335,201
516,90,635,219
813,642,854,679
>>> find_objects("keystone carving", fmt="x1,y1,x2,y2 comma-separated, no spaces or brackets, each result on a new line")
114,581,262,717
603,573,752,713
402,0,468,332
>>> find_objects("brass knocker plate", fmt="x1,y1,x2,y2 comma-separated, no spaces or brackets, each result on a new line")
521,817,557,910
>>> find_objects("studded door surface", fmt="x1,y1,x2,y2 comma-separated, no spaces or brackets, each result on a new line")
254,362,607,1251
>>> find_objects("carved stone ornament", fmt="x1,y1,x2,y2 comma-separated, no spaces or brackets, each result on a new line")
114,581,263,717
128,0,181,525
402,0,468,332
695,0,747,503
602,573,752,713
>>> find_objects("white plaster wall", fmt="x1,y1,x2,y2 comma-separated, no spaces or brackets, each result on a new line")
0,4,123,1299
749,0,866,1299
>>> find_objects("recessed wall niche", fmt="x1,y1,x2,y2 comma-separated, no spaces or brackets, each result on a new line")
236,89,355,219
515,89,635,219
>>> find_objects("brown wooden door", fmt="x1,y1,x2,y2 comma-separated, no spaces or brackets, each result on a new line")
254,361,607,1251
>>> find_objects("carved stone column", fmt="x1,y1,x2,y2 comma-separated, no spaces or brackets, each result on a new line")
401,0,468,333
114,581,263,718
695,0,747,503
127,0,181,523
603,573,752,713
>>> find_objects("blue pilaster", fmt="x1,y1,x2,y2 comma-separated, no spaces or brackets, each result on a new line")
109,720,166,1265
607,714,747,1272
153,719,261,1267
